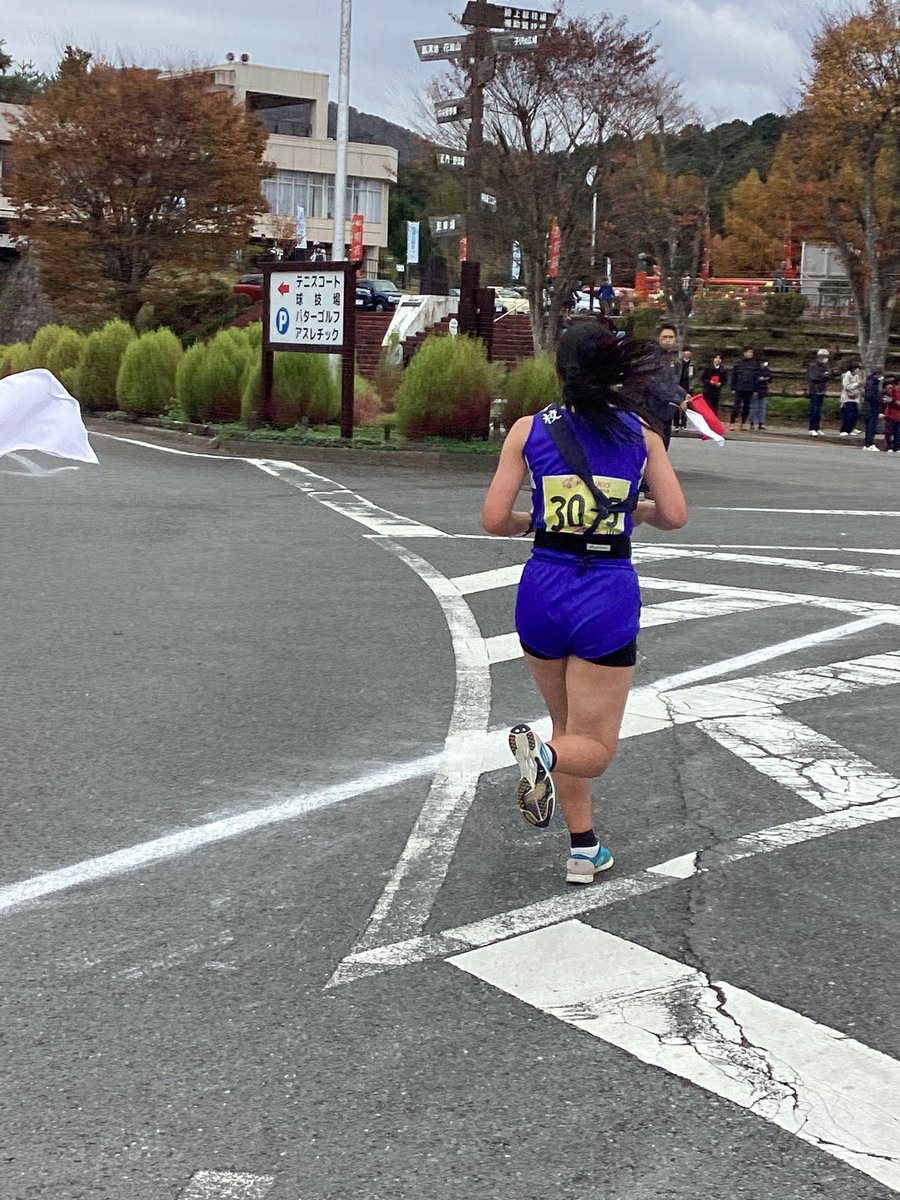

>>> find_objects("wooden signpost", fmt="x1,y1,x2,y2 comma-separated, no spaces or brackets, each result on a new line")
260,260,359,440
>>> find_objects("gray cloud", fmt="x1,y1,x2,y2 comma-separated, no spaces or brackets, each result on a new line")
5,0,842,127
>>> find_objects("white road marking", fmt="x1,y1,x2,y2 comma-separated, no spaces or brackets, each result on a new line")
450,923,900,1195
333,780,900,982
180,1171,275,1199
641,546,900,581
452,564,524,595
0,755,440,916
330,647,900,984
347,541,491,954
669,544,900,557
701,713,900,813
703,507,900,516
0,451,80,476
250,459,448,536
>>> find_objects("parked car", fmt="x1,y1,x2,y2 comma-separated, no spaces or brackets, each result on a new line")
232,273,264,303
355,279,404,311
495,287,530,315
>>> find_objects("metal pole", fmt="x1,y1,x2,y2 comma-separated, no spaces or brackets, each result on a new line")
332,0,352,261
465,0,487,266
591,192,598,269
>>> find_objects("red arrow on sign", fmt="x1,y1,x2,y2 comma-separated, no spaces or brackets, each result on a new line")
277,282,290,295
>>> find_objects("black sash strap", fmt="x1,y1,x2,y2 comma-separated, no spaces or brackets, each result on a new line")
533,530,631,558
540,406,638,536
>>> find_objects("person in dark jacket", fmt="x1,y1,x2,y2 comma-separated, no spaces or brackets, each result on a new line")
806,348,831,436
673,345,694,428
750,361,774,429
701,354,726,414
863,370,884,451
639,323,685,449
730,346,759,430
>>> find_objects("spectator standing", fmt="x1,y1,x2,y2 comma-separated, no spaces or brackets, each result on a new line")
862,369,884,451
730,346,759,430
750,360,774,430
883,377,900,453
674,345,694,428
701,354,726,414
639,322,684,449
806,348,831,437
839,360,864,436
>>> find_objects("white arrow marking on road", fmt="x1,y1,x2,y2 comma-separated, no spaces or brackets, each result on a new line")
450,923,900,1194
180,1171,275,1199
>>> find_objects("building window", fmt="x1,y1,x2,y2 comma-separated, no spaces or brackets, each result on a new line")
262,169,382,223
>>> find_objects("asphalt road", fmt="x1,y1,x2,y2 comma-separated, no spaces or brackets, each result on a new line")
1,429,899,1200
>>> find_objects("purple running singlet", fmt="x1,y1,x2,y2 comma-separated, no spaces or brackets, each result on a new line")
515,407,647,662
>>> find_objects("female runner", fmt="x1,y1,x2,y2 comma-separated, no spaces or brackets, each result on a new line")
481,321,688,884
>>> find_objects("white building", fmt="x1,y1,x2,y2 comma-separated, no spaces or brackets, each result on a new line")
0,102,19,253
0,63,399,274
206,60,398,274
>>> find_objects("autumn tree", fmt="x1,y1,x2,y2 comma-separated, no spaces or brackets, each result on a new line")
482,15,665,350
791,0,900,370
7,51,270,322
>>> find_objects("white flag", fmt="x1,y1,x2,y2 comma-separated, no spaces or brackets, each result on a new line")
0,369,99,463
684,406,725,447
296,205,307,249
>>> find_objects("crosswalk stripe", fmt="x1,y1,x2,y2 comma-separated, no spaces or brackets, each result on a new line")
701,713,900,812
180,1171,275,1199
450,923,900,1195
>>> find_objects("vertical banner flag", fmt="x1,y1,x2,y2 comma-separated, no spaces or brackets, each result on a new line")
511,240,521,281
548,217,561,279
296,206,307,249
459,236,468,263
406,220,420,265
350,213,365,263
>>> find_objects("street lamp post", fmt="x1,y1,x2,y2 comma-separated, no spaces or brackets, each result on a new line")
332,0,352,262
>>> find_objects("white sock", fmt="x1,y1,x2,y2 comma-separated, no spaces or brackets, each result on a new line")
570,840,599,860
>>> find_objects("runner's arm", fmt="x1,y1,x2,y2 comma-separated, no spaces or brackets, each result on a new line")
635,426,688,530
481,417,532,537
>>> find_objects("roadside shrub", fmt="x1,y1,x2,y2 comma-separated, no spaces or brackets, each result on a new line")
29,323,70,369
692,298,740,325
763,292,808,326
45,328,86,380
175,329,252,423
241,352,340,427
501,355,561,424
78,320,136,411
0,342,31,375
141,279,245,343
354,374,383,426
116,328,183,417
395,334,502,440
372,332,404,412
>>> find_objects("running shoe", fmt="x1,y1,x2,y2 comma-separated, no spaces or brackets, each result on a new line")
864,444,879,452
508,724,556,828
566,845,614,885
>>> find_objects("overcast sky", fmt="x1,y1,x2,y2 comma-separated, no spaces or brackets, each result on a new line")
5,0,840,128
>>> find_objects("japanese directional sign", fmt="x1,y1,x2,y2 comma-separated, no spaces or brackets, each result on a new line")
429,214,465,238
461,2,555,30
267,269,347,349
436,96,471,124
436,148,467,168
414,36,469,62
491,29,544,52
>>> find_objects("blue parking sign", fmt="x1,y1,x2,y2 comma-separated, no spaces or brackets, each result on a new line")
275,307,290,336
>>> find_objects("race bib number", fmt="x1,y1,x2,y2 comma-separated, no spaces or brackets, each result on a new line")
542,473,630,535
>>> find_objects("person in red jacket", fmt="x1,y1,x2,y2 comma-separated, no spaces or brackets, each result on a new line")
883,376,900,453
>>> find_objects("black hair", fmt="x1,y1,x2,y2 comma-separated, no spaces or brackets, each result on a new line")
657,321,677,336
555,320,661,443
